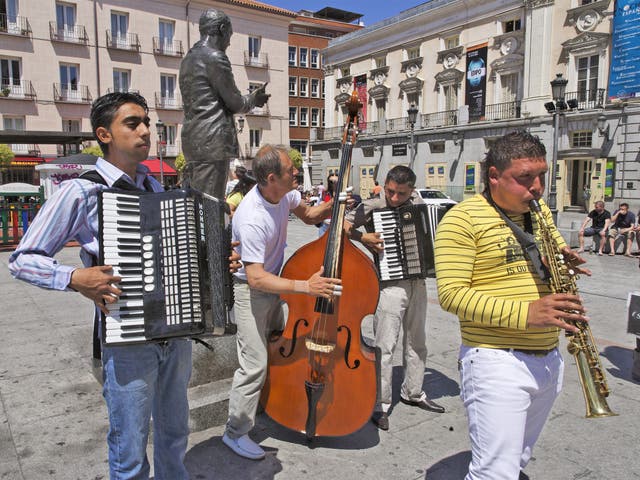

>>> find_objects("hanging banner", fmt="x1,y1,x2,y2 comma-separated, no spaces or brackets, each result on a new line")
608,0,640,101
354,74,368,130
465,43,488,120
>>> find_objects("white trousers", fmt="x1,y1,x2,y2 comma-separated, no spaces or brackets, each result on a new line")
459,345,564,480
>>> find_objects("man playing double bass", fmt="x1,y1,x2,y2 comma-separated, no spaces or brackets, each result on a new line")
223,144,341,460
344,165,445,431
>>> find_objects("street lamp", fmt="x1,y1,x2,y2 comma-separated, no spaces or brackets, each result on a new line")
236,115,245,133
407,103,418,168
546,73,568,223
596,113,609,140
156,119,165,186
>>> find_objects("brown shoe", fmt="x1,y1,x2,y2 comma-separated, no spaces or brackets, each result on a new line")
400,394,445,413
371,411,389,430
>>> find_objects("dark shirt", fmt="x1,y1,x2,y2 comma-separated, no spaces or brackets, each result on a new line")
612,210,635,229
588,209,611,229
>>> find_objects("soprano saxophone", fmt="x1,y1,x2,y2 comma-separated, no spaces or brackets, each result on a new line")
530,199,616,418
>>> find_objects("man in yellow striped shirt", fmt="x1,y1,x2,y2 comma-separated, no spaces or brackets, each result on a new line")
434,131,588,480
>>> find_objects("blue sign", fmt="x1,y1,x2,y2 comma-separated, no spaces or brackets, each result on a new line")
609,0,640,100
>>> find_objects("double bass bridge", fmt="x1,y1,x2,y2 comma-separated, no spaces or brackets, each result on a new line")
305,338,336,353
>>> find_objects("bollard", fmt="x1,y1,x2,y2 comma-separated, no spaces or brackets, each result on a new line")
10,208,19,243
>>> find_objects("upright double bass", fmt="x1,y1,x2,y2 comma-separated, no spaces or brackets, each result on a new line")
260,90,380,439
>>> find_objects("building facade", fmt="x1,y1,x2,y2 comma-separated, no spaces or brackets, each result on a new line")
0,0,295,186
312,0,640,213
287,7,362,168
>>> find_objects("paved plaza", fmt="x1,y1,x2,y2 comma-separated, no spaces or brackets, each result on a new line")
1,217,639,479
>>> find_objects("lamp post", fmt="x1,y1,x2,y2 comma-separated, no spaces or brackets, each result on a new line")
407,103,418,168
156,120,165,186
547,73,568,223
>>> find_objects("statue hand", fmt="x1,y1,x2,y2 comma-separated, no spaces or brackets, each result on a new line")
252,82,270,107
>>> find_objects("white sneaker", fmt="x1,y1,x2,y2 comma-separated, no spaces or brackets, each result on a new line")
222,432,265,460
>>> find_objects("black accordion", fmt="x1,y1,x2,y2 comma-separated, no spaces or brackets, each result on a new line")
371,203,444,280
98,188,235,346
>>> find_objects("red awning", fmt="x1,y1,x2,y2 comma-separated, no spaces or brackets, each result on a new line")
141,158,177,176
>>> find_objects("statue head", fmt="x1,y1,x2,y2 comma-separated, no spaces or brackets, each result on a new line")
199,9,232,48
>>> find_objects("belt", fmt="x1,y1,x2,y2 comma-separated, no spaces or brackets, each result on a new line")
499,347,556,357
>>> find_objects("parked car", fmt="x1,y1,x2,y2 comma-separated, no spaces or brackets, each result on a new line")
415,188,457,212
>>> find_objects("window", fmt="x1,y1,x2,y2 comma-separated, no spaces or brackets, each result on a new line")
62,119,80,133
571,130,593,148
249,129,261,148
289,76,297,96
310,78,319,98
376,100,386,121
310,49,319,68
248,36,260,59
290,141,307,158
111,12,129,47
159,20,175,53
311,108,319,127
300,107,308,127
500,73,518,103
503,19,521,33
160,74,177,107
299,48,308,68
56,2,76,39
289,107,297,126
577,54,599,103
443,84,458,111
60,63,80,100
299,77,308,97
444,35,459,49
321,108,325,127
407,47,420,60
288,46,296,66
321,79,325,98
375,56,386,68
1,57,21,88
113,69,130,92
3,116,26,154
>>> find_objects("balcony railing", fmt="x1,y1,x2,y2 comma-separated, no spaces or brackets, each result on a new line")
480,100,521,122
160,144,179,157
106,87,140,94
154,92,182,110
244,51,269,68
386,116,413,131
153,37,184,57
53,83,92,103
57,144,82,156
0,79,36,100
10,144,40,155
0,14,31,36
421,110,457,128
246,105,270,116
49,22,88,44
106,30,140,51
565,88,605,110
361,120,383,135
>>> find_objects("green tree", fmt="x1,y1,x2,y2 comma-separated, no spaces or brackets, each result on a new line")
288,148,303,170
0,144,14,184
174,152,185,173
81,145,104,157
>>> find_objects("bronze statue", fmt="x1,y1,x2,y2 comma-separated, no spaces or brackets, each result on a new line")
179,9,269,198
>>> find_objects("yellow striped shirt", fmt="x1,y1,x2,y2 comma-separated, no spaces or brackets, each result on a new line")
434,194,565,349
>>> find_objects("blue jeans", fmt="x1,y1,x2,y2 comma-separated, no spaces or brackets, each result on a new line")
102,339,192,480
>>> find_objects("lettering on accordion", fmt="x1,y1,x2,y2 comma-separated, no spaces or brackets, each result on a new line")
98,188,236,346
371,203,444,281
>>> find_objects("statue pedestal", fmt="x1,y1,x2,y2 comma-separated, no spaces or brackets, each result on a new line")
188,335,238,432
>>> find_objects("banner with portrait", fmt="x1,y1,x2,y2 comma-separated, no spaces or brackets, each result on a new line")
465,44,488,121
354,74,368,130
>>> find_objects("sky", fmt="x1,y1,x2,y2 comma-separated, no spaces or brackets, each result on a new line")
267,0,428,26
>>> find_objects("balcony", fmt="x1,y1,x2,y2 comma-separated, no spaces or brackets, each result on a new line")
106,30,140,52
154,92,182,110
53,83,92,103
0,79,36,100
153,37,183,57
480,100,521,122
246,105,270,116
160,144,179,157
49,22,88,44
421,110,457,128
565,88,605,110
10,144,40,155
386,116,413,131
0,14,31,37
244,51,269,68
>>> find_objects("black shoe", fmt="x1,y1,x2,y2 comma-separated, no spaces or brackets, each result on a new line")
371,411,389,430
400,395,445,413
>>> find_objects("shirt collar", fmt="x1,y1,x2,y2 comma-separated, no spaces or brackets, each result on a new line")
95,157,151,189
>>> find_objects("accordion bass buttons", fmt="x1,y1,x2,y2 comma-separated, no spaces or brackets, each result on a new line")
142,235,156,292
